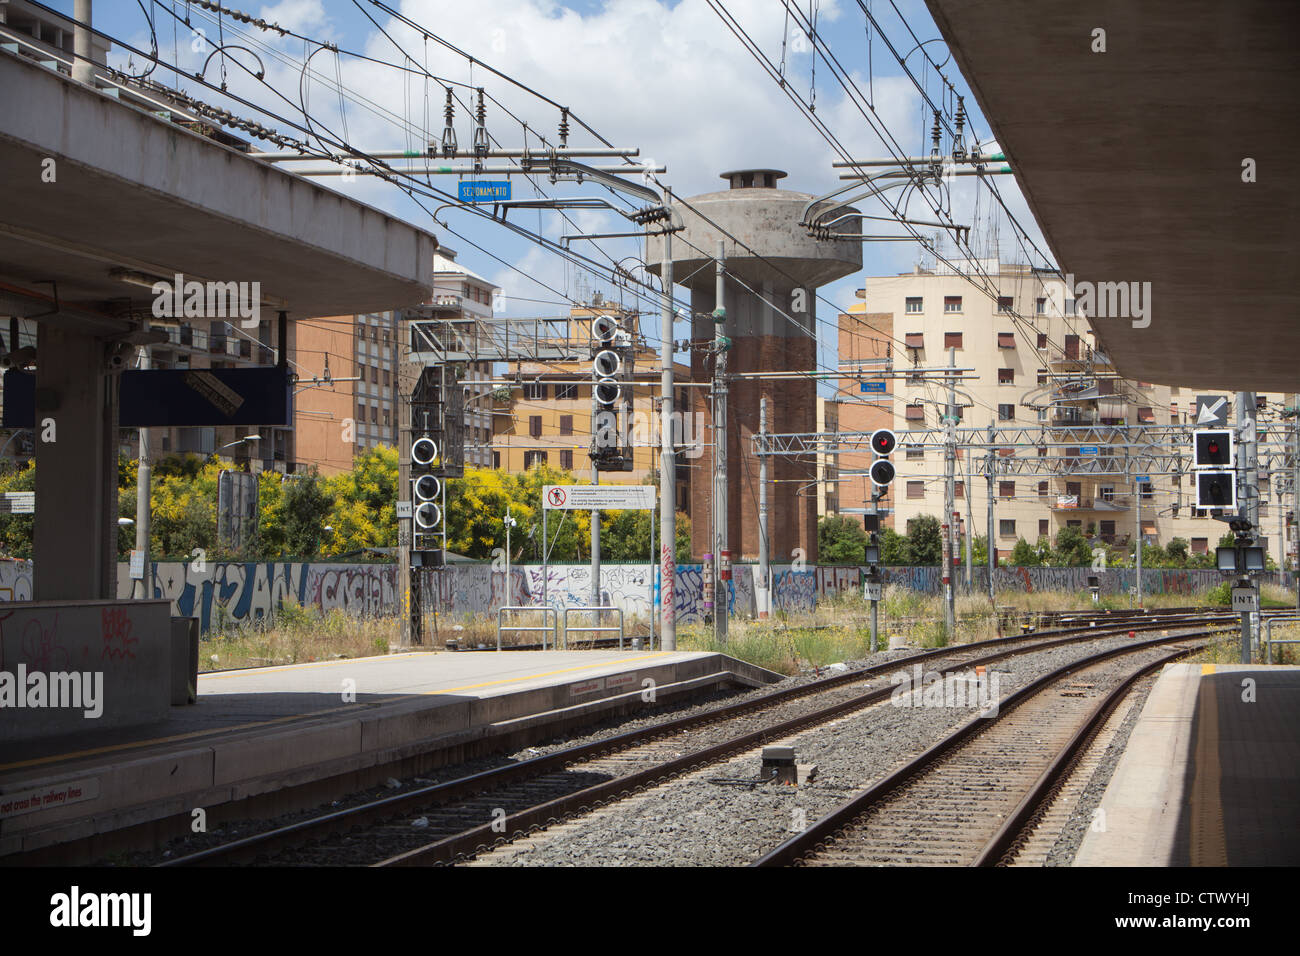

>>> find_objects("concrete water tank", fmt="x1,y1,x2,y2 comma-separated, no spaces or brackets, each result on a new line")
646,169,861,562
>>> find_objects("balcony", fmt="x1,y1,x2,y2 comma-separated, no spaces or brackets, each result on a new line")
1052,495,1132,511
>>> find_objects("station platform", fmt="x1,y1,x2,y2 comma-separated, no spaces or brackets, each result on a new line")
0,649,779,858
1075,663,1300,866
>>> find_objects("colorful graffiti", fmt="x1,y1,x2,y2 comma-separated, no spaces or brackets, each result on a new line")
0,559,1283,630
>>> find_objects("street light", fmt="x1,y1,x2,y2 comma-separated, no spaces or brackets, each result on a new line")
220,434,261,450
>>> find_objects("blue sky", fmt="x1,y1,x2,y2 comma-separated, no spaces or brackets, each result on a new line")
47,0,1051,393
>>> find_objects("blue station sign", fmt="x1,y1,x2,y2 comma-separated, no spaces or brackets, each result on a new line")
457,180,511,203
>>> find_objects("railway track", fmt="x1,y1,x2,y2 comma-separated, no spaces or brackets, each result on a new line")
160,609,1241,867
754,636,1207,867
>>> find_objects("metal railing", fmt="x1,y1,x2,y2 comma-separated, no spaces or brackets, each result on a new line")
1262,615,1300,664
562,606,624,650
496,606,558,651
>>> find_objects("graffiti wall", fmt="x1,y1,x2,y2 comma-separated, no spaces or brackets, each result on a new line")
0,559,1283,630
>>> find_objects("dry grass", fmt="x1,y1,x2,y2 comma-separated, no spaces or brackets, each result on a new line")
201,600,397,671
201,585,1296,674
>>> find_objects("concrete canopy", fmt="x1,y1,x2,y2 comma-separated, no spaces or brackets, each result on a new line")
0,49,435,329
926,0,1300,392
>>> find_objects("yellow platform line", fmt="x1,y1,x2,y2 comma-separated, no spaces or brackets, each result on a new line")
0,653,674,773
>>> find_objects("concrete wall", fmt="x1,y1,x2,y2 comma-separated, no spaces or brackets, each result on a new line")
0,599,172,742
0,560,1272,632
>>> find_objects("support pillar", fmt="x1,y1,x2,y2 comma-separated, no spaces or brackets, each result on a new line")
33,326,118,601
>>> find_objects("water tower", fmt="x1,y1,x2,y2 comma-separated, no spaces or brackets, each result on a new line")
646,169,861,562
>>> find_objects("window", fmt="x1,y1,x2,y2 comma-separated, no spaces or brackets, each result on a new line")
906,404,925,421
1038,446,1048,457
998,403,1015,421
1138,406,1155,423
1067,519,1082,529
1039,519,1049,537
905,333,925,349
999,519,1016,537
906,481,925,500
493,451,501,469
905,296,923,314
560,449,573,470
955,481,964,499
370,406,377,424
524,450,549,468
943,295,962,313
382,408,390,426
1192,537,1208,554
560,415,573,436
944,331,963,349
999,481,1015,499
1036,297,1046,314
524,381,548,400
556,382,579,400
1064,334,1080,359
997,332,1016,348
997,296,1013,313
998,368,1015,385
1139,482,1154,500
371,366,378,384
529,415,542,438
1100,520,1116,536
1100,485,1115,501
1037,332,1048,349
1066,481,1082,498
1037,368,1049,385
906,447,925,460
1037,481,1049,497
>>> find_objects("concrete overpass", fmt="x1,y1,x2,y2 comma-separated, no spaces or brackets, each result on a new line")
0,31,434,738
926,0,1300,392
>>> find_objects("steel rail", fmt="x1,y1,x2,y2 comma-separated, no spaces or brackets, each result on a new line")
753,634,1217,866
376,621,1230,867
162,610,1237,866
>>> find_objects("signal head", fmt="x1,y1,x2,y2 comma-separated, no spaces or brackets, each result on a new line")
870,459,895,487
871,428,897,457
593,349,622,378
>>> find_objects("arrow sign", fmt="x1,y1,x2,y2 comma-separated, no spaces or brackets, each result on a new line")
1196,395,1228,426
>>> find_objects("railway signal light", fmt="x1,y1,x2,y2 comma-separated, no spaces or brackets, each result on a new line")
870,428,897,488
1196,471,1236,509
1194,429,1234,468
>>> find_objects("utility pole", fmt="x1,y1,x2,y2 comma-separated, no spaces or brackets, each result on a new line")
965,444,974,591
131,321,151,600
712,241,729,645
1134,477,1143,607
867,488,882,654
942,346,956,638
398,357,419,646
1238,392,1260,533
758,395,771,619
986,422,996,603
591,400,601,608
658,222,677,651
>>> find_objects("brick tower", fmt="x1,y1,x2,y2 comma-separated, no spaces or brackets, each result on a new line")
646,170,861,562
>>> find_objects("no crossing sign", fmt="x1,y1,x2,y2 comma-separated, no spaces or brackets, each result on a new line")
543,485,655,510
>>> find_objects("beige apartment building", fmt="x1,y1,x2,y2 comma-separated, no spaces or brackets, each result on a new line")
492,299,692,513
843,259,1292,567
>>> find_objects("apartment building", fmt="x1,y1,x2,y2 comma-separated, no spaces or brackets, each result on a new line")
491,299,691,513
847,260,1292,566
